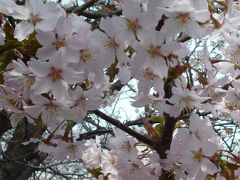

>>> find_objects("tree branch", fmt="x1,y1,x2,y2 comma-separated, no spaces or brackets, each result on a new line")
76,10,122,19
158,79,177,180
0,119,45,179
67,0,99,13
91,110,156,147
76,129,113,141
0,110,11,137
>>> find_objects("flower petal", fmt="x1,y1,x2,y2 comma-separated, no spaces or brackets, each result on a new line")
14,21,34,41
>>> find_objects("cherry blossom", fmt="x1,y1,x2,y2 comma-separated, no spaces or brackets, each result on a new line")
28,56,84,100
53,140,85,160
111,0,158,42
69,87,102,122
167,87,210,117
132,31,180,78
131,66,164,95
108,128,138,161
0,0,62,41
0,0,239,179
4,59,35,99
0,85,25,127
0,0,29,20
23,94,76,127
160,0,209,38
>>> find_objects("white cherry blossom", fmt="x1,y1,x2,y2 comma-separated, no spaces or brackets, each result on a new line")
132,31,180,78
69,87,102,122
0,0,62,41
161,0,209,38
28,56,84,100
4,59,35,99
167,87,211,117
111,0,158,43
23,94,76,127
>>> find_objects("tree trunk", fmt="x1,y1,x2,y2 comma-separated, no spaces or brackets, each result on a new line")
0,118,43,180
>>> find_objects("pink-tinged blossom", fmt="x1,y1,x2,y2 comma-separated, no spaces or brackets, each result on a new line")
146,0,165,19
182,141,218,179
0,0,29,20
0,85,26,127
23,94,77,128
225,40,240,63
67,29,108,83
60,20,112,82
28,57,84,100
37,140,58,160
146,153,162,177
117,62,132,84
148,0,174,8
82,141,119,179
131,94,152,108
9,112,26,128
53,140,85,161
108,128,138,162
132,31,180,78
160,150,189,180
189,0,208,10
168,114,219,178
69,14,90,34
198,71,228,102
231,110,240,127
89,26,131,83
4,59,35,100
98,17,129,64
117,159,156,180
215,61,240,78
172,114,217,153
146,163,162,179
82,137,103,169
69,87,102,122
188,114,217,141
36,17,78,61
161,0,209,38
210,8,240,44
100,150,118,178
167,131,218,178
0,0,62,41
132,66,164,95
85,135,101,148
65,20,94,63
225,80,240,109
0,85,23,113
111,0,158,43
132,93,170,115
167,87,211,117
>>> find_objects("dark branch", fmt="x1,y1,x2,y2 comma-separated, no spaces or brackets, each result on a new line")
67,0,99,13
0,110,11,137
158,79,176,180
91,110,156,147
76,129,113,141
76,10,122,19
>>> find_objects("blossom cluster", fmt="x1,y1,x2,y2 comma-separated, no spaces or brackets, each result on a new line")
0,0,240,179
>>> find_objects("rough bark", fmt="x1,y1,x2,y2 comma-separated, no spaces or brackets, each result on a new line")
158,79,177,180
0,119,43,180
0,111,11,137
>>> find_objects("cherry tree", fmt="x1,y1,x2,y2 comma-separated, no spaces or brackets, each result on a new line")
0,0,239,179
